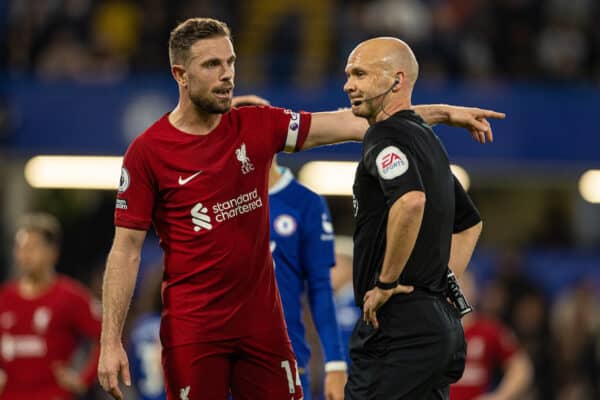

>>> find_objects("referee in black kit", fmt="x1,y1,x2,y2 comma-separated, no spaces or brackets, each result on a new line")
344,37,497,399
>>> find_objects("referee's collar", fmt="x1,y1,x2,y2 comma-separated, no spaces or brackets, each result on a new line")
268,167,294,195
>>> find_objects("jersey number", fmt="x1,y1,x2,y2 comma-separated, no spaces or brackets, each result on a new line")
280,360,302,394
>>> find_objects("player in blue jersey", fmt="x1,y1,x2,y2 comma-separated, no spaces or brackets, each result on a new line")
330,236,360,367
127,267,165,400
269,156,347,400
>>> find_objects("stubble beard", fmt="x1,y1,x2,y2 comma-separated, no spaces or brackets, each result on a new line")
189,91,231,114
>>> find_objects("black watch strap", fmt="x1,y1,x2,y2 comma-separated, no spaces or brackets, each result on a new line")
375,278,398,290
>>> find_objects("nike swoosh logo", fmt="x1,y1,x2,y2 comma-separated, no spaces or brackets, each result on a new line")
178,170,203,185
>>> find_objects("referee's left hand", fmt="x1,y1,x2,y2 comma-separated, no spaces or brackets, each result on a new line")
363,284,414,329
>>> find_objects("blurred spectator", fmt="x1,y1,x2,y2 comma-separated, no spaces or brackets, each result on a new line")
550,279,600,399
330,236,359,367
4,0,600,84
128,265,164,400
236,0,334,87
0,212,101,399
451,270,533,400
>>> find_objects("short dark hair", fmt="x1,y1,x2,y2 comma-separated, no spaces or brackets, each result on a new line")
17,212,62,248
168,18,231,66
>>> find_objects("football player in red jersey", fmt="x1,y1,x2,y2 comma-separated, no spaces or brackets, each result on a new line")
0,213,101,400
451,271,532,400
98,17,505,400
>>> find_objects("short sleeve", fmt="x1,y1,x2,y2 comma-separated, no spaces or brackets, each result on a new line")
114,137,155,230
257,106,312,154
68,285,102,339
453,175,481,233
363,127,424,207
300,194,336,274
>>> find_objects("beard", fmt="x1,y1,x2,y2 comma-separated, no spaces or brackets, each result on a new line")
188,85,232,114
351,102,376,119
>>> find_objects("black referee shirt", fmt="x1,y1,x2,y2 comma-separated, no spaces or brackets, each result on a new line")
352,110,481,305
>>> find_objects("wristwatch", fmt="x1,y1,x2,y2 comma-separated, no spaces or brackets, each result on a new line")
375,278,398,290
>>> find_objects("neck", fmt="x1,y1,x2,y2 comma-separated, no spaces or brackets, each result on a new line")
19,269,56,297
372,96,412,124
268,164,283,189
169,94,222,135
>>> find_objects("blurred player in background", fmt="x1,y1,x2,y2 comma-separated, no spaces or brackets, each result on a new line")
128,265,164,400
268,156,346,400
98,17,504,400
0,212,101,400
329,236,360,367
235,96,347,400
450,271,532,400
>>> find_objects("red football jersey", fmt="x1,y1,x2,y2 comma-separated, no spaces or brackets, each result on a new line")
115,106,311,347
450,317,519,400
0,276,101,400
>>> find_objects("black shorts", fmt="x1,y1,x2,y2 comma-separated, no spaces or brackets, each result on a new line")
345,291,466,400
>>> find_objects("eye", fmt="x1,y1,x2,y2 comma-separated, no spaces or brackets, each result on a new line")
205,60,220,68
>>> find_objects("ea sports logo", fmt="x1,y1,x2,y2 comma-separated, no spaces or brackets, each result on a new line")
375,146,408,180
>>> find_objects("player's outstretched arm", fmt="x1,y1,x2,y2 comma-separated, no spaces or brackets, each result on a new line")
302,105,505,150
98,226,146,400
413,105,505,144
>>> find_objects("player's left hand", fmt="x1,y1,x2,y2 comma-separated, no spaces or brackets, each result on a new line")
363,284,414,329
324,370,347,400
52,362,86,395
445,106,506,144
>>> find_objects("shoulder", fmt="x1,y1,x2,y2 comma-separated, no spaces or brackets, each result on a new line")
280,178,327,212
55,275,94,301
0,281,18,298
365,114,420,149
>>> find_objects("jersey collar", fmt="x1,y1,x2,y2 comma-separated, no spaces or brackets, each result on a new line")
268,167,294,195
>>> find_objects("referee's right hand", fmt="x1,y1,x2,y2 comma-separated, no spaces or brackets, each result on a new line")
98,341,131,400
363,284,413,329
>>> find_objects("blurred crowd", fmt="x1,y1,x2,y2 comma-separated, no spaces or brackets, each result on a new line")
2,1,600,399
2,0,600,85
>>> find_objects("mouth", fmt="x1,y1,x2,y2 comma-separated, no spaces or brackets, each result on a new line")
213,87,233,99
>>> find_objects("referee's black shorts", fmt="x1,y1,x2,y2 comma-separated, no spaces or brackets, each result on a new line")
345,290,466,400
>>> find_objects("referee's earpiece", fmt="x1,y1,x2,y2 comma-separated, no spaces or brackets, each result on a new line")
393,77,400,88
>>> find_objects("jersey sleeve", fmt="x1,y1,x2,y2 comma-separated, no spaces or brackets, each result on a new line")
252,106,312,155
453,174,481,233
363,126,424,207
491,321,520,365
67,285,102,387
302,195,345,364
114,136,155,230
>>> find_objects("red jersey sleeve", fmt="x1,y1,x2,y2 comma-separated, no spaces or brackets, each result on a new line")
66,282,102,387
491,321,519,364
239,105,311,155
114,136,155,230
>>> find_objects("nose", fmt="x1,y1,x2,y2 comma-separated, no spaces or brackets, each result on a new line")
343,78,354,94
221,64,234,82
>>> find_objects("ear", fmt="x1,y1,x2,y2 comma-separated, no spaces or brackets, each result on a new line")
171,64,187,87
392,73,403,91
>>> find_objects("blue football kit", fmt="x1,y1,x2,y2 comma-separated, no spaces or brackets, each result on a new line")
269,168,346,399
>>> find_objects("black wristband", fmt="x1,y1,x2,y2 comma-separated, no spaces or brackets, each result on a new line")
375,278,398,290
